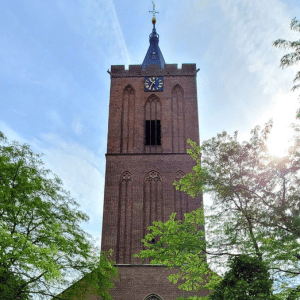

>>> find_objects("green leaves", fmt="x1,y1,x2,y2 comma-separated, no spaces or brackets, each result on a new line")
0,268,31,300
0,132,117,299
136,208,220,293
291,17,300,32
209,255,278,300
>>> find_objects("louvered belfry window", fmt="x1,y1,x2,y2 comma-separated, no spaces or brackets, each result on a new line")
145,120,161,145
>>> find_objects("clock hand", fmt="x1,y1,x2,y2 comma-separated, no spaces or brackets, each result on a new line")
147,78,153,87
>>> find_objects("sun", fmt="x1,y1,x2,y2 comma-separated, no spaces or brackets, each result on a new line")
256,91,299,158
265,125,294,158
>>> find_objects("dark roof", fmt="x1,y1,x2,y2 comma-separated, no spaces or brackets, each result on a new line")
142,24,165,69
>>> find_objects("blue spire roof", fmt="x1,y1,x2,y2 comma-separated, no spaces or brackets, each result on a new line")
142,22,165,69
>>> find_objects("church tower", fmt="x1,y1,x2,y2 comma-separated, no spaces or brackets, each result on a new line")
101,6,208,300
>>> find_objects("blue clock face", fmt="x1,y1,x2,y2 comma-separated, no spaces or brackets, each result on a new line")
144,76,163,91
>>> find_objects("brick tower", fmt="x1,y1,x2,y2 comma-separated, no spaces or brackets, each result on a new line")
101,7,208,300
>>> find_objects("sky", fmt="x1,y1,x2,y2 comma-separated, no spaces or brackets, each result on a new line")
1,0,300,274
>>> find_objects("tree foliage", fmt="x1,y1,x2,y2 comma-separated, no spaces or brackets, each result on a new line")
0,268,31,300
135,207,220,295
177,121,300,279
137,120,300,298
0,132,117,300
209,255,277,300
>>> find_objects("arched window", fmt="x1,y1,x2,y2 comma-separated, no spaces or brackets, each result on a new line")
144,293,164,300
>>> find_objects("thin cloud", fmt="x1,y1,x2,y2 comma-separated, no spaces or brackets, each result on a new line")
218,0,296,95
61,0,131,67
215,0,299,154
72,117,84,136
110,0,131,65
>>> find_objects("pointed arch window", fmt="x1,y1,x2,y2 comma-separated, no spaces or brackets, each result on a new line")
144,293,164,300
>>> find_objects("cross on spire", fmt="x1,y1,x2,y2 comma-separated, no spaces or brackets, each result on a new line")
149,1,159,18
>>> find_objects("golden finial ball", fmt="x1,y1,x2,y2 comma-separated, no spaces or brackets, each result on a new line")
152,17,156,24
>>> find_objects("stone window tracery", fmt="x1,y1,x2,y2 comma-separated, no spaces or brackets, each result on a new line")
145,170,162,182
144,293,164,300
121,171,132,182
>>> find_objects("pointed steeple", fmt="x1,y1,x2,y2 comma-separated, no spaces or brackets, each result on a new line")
142,3,165,69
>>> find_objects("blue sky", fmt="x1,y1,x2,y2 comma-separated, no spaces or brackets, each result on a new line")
1,0,300,271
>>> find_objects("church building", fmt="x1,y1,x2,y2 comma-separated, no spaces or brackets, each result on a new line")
101,5,207,300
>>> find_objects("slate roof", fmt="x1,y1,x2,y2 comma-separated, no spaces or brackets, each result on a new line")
142,23,165,69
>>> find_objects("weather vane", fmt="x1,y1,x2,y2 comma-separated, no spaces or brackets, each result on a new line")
149,1,159,18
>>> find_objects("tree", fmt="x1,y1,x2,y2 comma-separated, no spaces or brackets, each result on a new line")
0,268,31,300
273,18,300,118
209,255,276,300
135,207,220,296
0,132,117,300
177,121,300,281
137,120,300,298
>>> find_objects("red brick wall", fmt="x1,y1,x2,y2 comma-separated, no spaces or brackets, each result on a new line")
101,154,202,264
106,64,200,154
110,266,210,300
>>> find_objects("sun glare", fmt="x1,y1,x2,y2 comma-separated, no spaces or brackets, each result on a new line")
266,125,294,158
252,91,299,158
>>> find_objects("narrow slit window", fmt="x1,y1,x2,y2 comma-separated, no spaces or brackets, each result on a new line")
145,120,161,145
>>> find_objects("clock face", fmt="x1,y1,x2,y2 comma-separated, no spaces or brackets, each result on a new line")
144,76,163,91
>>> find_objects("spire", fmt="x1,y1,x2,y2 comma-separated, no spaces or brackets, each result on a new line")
142,1,165,69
